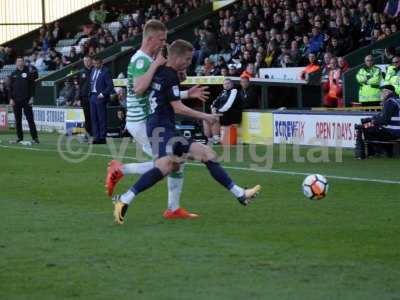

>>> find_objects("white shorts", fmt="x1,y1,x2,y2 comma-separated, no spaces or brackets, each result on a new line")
126,121,153,157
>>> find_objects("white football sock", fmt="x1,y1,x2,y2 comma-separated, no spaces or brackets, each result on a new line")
230,185,244,198
167,176,183,211
122,161,154,175
120,190,135,205
167,164,184,211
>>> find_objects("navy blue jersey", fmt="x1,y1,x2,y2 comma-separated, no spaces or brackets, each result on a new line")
147,66,180,130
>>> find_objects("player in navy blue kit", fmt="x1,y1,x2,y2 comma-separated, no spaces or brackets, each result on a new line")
112,40,261,224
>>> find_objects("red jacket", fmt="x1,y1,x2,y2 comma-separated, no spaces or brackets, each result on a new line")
300,63,320,80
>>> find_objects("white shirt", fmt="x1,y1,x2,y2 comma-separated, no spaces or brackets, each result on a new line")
92,69,100,93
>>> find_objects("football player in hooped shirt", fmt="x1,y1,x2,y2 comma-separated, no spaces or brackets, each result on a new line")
112,39,261,224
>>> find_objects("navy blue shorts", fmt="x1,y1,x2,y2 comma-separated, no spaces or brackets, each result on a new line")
147,126,194,158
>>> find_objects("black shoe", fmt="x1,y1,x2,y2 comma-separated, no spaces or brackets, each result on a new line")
33,138,40,144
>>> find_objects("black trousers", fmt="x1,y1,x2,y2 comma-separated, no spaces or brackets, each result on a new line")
355,125,399,158
89,94,107,141
13,101,38,141
363,126,398,141
81,96,92,136
220,110,242,126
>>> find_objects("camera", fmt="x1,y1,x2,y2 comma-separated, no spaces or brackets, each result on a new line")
360,117,372,124
355,118,373,130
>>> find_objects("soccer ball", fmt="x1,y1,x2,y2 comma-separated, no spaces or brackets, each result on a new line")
302,174,329,200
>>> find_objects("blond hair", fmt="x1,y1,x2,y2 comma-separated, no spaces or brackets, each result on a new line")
168,39,194,57
143,20,167,39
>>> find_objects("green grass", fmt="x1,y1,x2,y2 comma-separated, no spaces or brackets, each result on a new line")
1,131,400,300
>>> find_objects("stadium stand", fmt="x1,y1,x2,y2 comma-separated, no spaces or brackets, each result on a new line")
1,0,209,80
2,0,400,108
29,1,213,105
186,0,400,107
190,0,399,75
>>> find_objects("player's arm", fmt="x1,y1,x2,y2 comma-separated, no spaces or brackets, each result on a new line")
167,76,216,123
171,100,219,124
177,71,209,102
134,52,166,95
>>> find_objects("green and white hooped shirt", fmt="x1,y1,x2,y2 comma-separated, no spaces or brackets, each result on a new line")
126,50,153,122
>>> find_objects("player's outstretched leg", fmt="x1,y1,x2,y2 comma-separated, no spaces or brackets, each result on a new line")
121,161,155,175
105,160,155,197
164,165,199,219
119,141,155,176
189,142,261,205
107,160,198,219
112,157,174,224
106,125,159,197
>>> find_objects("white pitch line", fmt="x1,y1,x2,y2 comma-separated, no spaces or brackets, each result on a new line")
1,144,400,185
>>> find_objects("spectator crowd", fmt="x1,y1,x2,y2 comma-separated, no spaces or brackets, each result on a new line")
1,0,208,80
0,0,209,106
193,0,399,76
191,0,400,106
2,0,400,109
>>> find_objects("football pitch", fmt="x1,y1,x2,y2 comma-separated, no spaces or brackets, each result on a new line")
1,132,400,300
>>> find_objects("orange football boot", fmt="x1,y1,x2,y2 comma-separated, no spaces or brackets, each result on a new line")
163,208,199,219
106,160,124,197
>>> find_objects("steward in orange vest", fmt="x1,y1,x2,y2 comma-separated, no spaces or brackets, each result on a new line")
324,57,344,107
300,53,321,82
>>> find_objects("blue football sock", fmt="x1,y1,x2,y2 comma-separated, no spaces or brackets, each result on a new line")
131,167,165,195
204,160,234,190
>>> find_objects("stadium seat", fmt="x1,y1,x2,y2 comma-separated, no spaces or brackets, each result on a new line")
78,37,89,46
2,64,16,70
103,21,121,39
74,32,84,40
56,39,76,48
38,70,53,78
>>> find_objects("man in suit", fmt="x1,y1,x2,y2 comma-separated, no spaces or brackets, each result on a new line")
89,57,114,144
